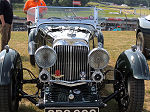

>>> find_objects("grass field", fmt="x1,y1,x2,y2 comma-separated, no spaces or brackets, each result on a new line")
6,31,150,112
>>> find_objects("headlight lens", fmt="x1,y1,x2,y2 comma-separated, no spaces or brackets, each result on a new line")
88,48,109,69
35,46,57,68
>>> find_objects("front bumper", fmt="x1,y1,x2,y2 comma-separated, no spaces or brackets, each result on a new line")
37,101,106,109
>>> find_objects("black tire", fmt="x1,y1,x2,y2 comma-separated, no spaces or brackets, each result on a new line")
115,76,145,112
0,56,23,112
0,84,18,112
30,55,35,66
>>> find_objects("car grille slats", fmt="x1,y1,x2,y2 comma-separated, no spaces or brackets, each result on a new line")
50,45,90,81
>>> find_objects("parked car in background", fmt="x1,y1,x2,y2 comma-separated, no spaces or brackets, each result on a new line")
136,15,150,59
0,6,149,112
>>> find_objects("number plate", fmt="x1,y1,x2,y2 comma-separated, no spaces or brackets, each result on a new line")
45,107,99,112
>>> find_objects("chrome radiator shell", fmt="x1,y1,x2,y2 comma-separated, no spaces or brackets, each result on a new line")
50,45,90,81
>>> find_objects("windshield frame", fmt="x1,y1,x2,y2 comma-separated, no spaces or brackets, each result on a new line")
27,6,102,29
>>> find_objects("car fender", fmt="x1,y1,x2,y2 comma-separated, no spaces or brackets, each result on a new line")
138,17,150,29
115,49,150,80
0,49,22,85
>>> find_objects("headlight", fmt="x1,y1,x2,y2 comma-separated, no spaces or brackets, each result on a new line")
35,45,57,68
88,48,109,69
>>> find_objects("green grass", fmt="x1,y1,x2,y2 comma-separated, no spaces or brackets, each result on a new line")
136,8,150,16
14,10,26,18
13,3,25,10
7,31,150,112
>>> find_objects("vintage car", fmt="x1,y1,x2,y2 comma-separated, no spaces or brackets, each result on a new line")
0,6,150,112
136,15,150,59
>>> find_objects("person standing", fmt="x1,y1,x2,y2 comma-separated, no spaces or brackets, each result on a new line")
0,0,13,51
24,0,47,35
23,0,47,14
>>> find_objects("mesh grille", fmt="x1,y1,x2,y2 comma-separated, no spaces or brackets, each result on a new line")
50,45,90,81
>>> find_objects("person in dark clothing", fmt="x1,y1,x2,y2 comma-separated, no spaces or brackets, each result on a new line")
0,0,13,51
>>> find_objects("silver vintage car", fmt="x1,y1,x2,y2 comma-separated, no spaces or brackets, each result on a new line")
0,6,149,112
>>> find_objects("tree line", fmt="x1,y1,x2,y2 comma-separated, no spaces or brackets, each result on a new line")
12,0,150,7
89,0,150,6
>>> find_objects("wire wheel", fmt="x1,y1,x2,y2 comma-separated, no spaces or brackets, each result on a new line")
0,56,23,112
115,75,144,112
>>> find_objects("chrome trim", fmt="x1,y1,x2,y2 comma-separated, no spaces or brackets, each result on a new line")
53,40,69,47
50,45,90,81
53,39,89,48
73,41,89,47
28,41,36,55
92,70,104,83
49,80,93,87
39,69,50,83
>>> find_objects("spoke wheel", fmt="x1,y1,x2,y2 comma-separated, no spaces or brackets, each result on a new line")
115,75,145,112
0,57,23,112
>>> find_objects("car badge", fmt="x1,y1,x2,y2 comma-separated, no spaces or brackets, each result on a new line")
52,70,64,79
52,74,64,79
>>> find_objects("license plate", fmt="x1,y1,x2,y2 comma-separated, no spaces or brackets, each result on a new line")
45,107,99,112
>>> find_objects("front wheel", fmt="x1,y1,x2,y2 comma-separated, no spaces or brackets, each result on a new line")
0,56,23,112
0,82,19,112
115,76,145,112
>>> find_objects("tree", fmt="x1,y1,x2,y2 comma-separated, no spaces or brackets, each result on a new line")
12,0,24,3
81,0,90,6
53,0,60,6
44,0,53,5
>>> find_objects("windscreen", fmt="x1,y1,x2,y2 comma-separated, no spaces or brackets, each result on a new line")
39,7,95,20
27,7,96,23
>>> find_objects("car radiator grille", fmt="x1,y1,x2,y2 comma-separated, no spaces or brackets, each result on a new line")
50,45,90,81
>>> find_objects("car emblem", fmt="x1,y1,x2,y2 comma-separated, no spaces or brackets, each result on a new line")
52,74,64,79
52,70,64,79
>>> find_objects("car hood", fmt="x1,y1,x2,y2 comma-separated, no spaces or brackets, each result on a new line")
37,23,94,46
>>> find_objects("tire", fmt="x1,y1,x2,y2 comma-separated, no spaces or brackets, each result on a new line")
115,75,145,112
0,56,23,112
30,55,35,66
0,84,18,112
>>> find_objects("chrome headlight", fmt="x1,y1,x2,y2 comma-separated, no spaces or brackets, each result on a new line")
88,48,109,69
35,46,57,68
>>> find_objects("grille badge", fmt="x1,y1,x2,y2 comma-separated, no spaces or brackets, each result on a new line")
52,70,64,79
80,72,86,80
